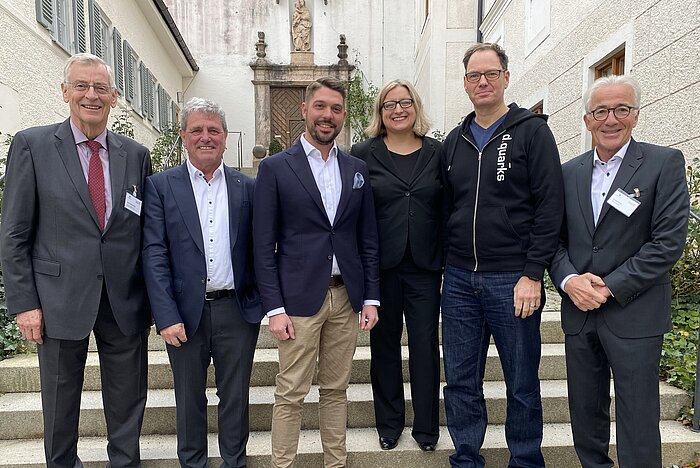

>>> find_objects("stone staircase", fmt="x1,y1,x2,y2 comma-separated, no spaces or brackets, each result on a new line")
1,293,699,467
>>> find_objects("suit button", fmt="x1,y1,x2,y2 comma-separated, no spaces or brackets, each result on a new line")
331,230,335,235
405,192,410,197
409,211,414,217
201,279,205,284
101,239,106,244
593,246,599,252
327,255,332,260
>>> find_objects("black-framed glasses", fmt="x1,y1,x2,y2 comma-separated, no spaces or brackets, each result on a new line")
382,99,414,111
588,105,637,121
66,81,113,95
465,69,505,83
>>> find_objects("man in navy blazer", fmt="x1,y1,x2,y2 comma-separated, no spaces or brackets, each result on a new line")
253,77,380,467
143,98,263,467
549,75,689,467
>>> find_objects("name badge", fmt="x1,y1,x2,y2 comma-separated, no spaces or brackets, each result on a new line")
606,188,640,217
124,191,142,216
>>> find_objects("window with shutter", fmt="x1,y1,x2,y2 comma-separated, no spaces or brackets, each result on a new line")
73,0,86,53
36,0,53,30
139,62,148,116
113,29,124,94
123,41,135,103
148,72,156,123
37,0,85,54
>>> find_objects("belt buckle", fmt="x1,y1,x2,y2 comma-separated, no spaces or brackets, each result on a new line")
205,291,216,301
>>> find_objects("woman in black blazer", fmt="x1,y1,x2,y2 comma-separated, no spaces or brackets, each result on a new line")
351,79,443,452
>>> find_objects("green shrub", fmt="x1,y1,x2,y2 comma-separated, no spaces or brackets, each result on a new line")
269,138,283,156
661,300,699,394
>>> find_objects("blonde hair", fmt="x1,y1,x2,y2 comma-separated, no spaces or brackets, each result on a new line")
365,79,432,138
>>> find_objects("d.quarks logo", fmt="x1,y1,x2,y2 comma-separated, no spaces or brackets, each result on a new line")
496,133,511,182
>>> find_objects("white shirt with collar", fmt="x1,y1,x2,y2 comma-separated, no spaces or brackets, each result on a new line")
266,135,379,318
186,159,234,292
560,139,631,292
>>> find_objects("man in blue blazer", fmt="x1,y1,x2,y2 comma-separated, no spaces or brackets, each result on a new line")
143,98,263,467
253,77,381,468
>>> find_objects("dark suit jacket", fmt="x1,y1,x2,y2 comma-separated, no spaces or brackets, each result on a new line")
549,139,689,338
142,163,263,338
253,141,380,316
0,119,152,339
351,136,443,271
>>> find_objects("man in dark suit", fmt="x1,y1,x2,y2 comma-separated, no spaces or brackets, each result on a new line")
549,75,689,467
253,77,381,468
142,97,263,468
0,53,151,468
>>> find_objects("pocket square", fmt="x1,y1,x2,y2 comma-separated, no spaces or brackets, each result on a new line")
353,172,365,189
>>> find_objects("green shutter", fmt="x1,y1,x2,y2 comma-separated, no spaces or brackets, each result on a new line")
113,28,123,93
35,0,53,30
73,0,86,52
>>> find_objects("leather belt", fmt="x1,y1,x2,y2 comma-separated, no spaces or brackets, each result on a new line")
205,289,235,301
329,275,344,288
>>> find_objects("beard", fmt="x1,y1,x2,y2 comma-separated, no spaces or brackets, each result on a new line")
306,119,341,146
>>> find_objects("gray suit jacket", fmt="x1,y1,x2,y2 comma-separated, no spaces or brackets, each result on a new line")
549,139,689,338
0,119,152,339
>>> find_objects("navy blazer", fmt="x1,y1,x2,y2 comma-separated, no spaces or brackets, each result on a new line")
142,163,263,338
253,141,381,316
549,139,689,338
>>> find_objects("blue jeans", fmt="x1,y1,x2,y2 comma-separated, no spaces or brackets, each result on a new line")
441,265,544,468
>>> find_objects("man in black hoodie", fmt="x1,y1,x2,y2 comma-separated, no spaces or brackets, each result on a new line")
440,43,564,467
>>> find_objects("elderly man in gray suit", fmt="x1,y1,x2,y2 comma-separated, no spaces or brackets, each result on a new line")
0,53,152,467
549,74,689,467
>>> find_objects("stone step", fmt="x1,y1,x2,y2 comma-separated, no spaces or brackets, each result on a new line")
1,421,698,468
0,381,688,439
0,343,569,393
86,309,565,352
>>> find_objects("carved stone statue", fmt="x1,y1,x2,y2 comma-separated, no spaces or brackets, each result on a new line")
292,0,312,52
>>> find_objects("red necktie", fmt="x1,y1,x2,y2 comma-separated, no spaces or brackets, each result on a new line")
86,140,106,230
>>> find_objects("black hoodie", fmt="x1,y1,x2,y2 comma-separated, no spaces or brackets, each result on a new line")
441,103,564,280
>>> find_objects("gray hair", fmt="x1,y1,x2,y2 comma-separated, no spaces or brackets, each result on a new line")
63,53,115,88
584,74,642,113
180,97,228,132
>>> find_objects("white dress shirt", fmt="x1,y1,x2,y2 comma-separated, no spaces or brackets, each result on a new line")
186,159,234,292
560,139,631,291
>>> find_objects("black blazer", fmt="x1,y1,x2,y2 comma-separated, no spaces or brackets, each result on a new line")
549,139,689,338
352,136,443,271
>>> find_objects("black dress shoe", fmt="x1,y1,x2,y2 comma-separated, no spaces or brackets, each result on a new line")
379,436,398,450
418,442,436,452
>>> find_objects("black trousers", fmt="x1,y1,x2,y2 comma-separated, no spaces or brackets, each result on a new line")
38,285,148,468
166,295,260,468
369,255,441,443
565,310,663,468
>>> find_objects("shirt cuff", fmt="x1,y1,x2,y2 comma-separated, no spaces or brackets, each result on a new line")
560,274,578,291
266,307,285,318
363,300,380,307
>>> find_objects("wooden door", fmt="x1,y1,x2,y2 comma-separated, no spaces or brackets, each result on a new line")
271,87,306,149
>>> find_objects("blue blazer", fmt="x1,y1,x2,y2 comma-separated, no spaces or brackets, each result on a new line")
142,163,263,338
253,141,380,316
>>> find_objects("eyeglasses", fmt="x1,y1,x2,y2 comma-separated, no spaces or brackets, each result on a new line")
465,69,505,83
66,81,113,95
382,99,414,111
588,105,637,121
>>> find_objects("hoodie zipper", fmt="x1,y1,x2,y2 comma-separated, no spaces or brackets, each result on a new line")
460,129,507,271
